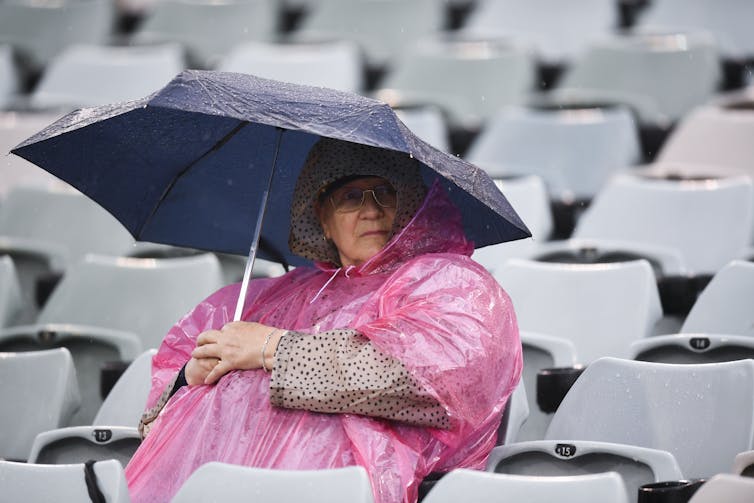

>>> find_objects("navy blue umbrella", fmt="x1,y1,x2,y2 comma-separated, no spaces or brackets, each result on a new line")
12,70,530,318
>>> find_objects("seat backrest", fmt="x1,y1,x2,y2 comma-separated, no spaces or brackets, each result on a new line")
516,331,578,441
38,253,224,349
466,105,641,200
460,0,617,64
498,378,529,445
423,469,629,503
171,463,374,502
95,349,157,426
574,173,754,274
0,459,130,503
218,40,364,93
0,186,135,267
471,175,553,273
558,31,721,122
295,0,444,68
0,0,114,70
637,0,754,57
486,440,682,503
733,449,754,477
545,357,754,478
133,0,279,68
0,348,80,461
495,259,662,363
0,44,19,109
681,260,754,336
658,105,754,179
30,43,185,110
688,473,754,503
376,35,536,128
0,255,23,328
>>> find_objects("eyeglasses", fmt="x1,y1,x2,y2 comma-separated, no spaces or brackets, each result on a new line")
329,184,397,213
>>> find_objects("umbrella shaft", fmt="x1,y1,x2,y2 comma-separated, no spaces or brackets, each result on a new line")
234,127,284,321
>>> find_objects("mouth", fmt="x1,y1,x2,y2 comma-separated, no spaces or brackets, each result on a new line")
360,230,389,238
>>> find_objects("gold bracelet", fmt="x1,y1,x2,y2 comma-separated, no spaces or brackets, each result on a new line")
261,328,277,372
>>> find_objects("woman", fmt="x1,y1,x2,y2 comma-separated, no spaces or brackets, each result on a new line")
125,138,522,503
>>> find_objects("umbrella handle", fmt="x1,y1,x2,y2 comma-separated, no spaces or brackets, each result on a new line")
234,127,284,321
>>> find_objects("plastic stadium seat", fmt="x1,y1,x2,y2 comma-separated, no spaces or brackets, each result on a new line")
688,474,754,503
0,327,141,427
631,334,754,364
0,459,130,503
681,260,754,336
733,450,754,477
0,256,23,328
573,173,754,275
30,43,185,110
26,349,155,465
218,40,364,93
171,463,374,502
545,357,754,479
635,0,754,60
423,469,629,503
0,111,68,198
465,105,641,201
553,31,721,124
395,106,450,153
94,348,155,427
486,441,682,503
132,0,279,69
658,103,754,191
375,35,536,130
0,44,19,110
516,331,577,442
460,0,618,66
471,175,553,274
495,259,662,363
0,253,222,424
0,0,115,72
0,348,80,461
293,0,445,70
498,378,528,445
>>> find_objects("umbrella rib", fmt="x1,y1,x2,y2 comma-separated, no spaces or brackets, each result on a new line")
138,121,250,238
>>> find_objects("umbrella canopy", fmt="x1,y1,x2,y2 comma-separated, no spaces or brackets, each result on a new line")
11,70,530,268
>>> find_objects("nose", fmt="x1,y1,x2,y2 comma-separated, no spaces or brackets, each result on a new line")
360,190,383,215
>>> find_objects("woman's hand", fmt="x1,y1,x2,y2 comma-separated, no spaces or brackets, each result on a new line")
190,321,284,385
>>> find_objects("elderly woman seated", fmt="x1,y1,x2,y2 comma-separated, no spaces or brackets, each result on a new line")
125,138,522,503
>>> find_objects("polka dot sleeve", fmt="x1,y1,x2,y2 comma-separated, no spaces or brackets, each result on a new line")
270,329,450,429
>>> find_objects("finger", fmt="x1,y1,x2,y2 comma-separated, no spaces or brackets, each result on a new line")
204,360,232,385
196,330,220,346
192,344,220,360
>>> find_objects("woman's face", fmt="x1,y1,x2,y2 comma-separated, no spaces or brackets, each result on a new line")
318,176,397,267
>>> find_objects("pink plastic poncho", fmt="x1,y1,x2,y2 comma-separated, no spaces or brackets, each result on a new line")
125,182,522,503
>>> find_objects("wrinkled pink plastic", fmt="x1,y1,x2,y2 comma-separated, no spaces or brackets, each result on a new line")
125,182,522,503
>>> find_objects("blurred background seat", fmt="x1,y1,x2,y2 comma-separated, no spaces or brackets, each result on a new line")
465,104,641,232
0,0,116,76
292,0,445,77
0,347,80,461
573,171,754,275
545,357,754,479
394,105,450,153
0,44,20,110
29,43,185,110
486,440,682,503
131,0,280,69
375,35,537,153
687,473,754,503
218,39,364,93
